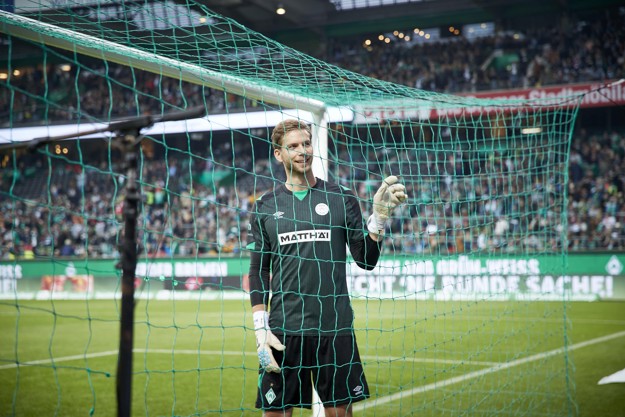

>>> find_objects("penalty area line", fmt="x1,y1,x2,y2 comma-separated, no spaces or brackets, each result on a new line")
354,329,625,412
141,350,499,367
5,329,623,376
362,355,500,367
0,349,498,371
0,349,248,370
0,350,118,370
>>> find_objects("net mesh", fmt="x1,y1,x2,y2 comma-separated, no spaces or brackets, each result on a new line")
0,2,579,416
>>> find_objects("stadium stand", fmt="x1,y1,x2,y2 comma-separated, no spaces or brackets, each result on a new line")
1,124,623,259
323,10,624,92
1,10,624,259
2,10,623,123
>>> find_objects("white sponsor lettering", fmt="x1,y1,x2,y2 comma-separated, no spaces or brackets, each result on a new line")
136,261,228,278
403,260,435,275
354,82,625,123
278,230,331,245
0,265,22,293
349,272,615,299
0,265,22,279
485,259,540,275
65,263,77,277
437,256,481,275
350,275,396,294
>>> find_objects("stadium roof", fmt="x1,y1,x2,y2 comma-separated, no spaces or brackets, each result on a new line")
199,0,624,41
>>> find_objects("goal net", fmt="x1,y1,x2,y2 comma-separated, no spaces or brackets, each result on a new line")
0,2,578,416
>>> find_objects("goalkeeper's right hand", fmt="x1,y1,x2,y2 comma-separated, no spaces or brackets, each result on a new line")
253,311,285,373
367,175,407,234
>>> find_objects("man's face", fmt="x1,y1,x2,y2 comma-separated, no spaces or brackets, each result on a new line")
274,129,313,176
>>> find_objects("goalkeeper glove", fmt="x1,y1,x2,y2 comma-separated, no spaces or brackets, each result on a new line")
253,311,285,373
367,175,407,234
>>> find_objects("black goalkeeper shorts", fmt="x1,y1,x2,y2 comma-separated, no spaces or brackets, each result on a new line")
255,333,370,410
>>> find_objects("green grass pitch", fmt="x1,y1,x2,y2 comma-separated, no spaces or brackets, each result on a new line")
0,298,623,416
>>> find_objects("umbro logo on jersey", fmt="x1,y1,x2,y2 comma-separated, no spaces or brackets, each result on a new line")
278,230,331,245
353,385,363,395
272,211,285,219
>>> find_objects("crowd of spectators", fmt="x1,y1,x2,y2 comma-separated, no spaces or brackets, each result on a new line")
0,63,223,126
567,129,625,251
325,10,624,93
0,136,257,260
334,128,625,254
1,10,624,259
1,125,624,260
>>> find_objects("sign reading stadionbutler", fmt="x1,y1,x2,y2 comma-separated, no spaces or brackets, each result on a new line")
353,80,625,124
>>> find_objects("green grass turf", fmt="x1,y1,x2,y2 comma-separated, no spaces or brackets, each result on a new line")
0,298,623,416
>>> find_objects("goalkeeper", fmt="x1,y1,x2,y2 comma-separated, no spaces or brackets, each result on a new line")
247,119,406,416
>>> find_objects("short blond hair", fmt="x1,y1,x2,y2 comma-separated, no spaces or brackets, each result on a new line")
271,119,311,149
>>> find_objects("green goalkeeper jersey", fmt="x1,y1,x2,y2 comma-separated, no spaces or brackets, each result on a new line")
247,178,382,335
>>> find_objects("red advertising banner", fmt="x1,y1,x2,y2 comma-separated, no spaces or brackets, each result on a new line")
460,80,625,108
353,80,624,124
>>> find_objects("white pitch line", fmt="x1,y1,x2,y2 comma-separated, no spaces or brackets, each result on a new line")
135,348,255,356
0,350,118,370
357,314,625,326
445,315,625,326
4,329,623,384
139,350,498,366
140,350,499,366
362,355,501,367
140,350,499,367
354,329,625,412
0,349,497,371
0,349,252,370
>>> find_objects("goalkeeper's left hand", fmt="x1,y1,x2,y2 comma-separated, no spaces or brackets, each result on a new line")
367,175,407,234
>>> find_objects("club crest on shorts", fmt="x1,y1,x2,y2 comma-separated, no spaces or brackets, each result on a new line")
315,203,329,216
265,387,276,404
